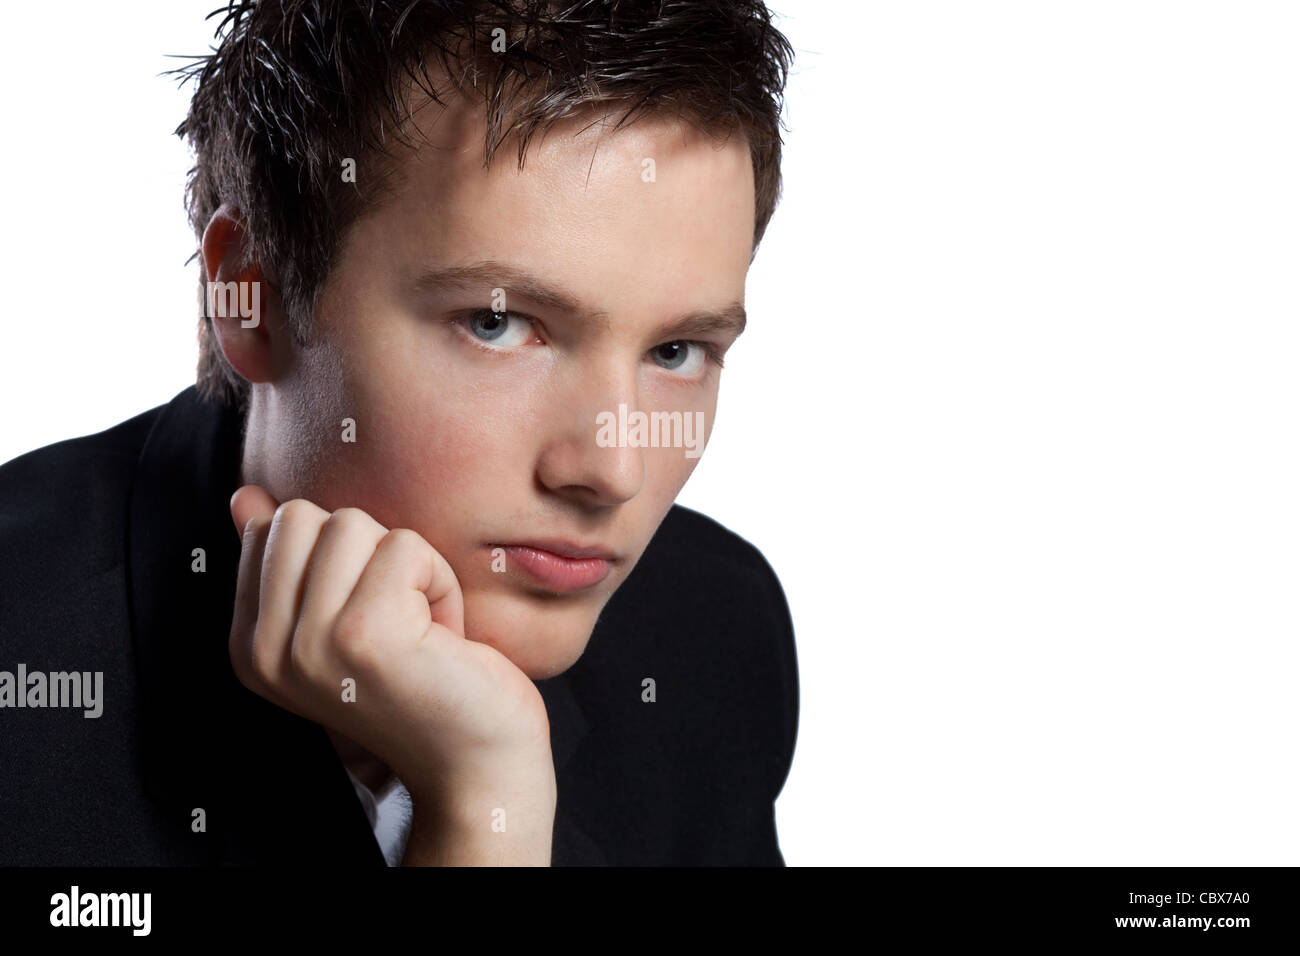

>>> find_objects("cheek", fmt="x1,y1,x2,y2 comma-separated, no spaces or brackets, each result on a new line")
337,373,540,542
301,295,541,537
639,389,716,488
645,446,702,506
357,403,503,522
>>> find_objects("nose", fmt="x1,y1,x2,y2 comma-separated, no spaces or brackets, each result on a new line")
535,367,645,507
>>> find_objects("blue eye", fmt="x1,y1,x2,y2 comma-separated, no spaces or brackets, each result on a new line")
651,341,708,376
465,309,534,348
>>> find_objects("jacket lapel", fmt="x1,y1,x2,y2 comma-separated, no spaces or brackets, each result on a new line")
534,669,606,865
126,387,383,864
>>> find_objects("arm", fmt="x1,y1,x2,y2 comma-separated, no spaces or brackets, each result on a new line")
227,487,558,867
400,752,557,866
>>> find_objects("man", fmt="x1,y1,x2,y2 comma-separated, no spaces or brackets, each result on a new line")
0,0,798,865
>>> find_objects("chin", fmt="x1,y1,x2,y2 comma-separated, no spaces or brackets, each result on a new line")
460,588,598,681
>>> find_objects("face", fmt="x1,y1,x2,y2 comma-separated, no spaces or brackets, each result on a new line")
244,93,755,680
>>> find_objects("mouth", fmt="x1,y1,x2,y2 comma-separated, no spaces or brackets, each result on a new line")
491,540,618,593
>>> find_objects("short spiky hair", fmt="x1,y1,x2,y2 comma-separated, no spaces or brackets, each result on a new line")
173,0,794,411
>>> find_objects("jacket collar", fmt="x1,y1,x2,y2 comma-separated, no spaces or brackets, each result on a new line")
126,387,592,864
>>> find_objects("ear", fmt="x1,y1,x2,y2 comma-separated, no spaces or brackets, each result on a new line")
200,204,286,385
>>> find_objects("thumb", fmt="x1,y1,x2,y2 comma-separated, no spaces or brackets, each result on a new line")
230,484,281,537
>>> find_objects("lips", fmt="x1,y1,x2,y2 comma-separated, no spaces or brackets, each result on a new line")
507,539,618,561
495,540,617,592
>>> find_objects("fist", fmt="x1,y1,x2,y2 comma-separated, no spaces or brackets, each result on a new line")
227,485,552,808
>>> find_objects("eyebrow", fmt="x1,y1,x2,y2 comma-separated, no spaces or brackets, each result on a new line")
411,260,747,340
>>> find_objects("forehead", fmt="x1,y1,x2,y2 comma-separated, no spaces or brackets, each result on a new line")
359,89,756,310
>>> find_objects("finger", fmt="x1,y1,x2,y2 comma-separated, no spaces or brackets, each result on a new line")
231,484,280,538
254,498,331,689
228,511,285,706
339,528,466,656
292,507,389,670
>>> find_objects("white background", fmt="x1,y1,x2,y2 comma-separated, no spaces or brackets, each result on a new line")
1,2,1296,865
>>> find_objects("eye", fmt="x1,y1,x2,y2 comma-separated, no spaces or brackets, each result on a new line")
463,309,536,348
650,341,714,377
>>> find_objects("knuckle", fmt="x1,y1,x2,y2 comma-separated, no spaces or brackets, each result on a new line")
248,627,279,684
326,506,372,535
241,514,271,543
331,608,378,666
228,637,252,686
384,527,431,563
274,498,315,526
330,505,370,523
383,529,439,587
288,625,312,675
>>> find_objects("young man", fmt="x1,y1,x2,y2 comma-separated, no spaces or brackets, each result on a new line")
0,0,798,865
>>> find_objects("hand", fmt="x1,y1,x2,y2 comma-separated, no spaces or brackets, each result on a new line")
227,485,555,836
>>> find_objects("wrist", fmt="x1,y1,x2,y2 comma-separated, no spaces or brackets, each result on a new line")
401,752,557,866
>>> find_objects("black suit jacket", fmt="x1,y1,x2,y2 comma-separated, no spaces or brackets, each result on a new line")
0,387,798,865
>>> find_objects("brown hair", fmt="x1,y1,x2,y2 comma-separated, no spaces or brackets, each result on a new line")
172,0,795,410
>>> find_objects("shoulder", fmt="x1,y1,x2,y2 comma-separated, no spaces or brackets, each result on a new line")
626,503,797,642
643,504,797,661
666,503,799,774
650,503,786,581
0,403,162,498
0,402,164,576
590,503,800,796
